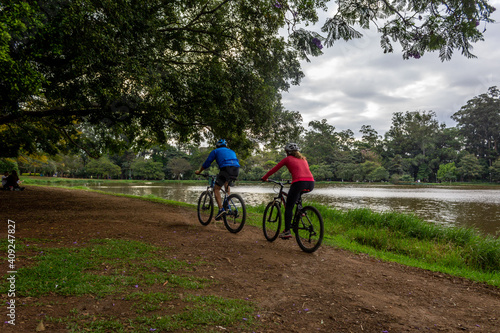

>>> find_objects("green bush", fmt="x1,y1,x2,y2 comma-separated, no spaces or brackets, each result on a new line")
0,158,18,173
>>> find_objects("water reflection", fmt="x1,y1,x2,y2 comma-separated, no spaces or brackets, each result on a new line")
85,182,500,237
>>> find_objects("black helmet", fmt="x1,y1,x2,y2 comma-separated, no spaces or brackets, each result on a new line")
216,139,227,148
285,142,300,152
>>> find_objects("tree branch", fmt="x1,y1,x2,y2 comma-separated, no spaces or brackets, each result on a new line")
49,121,100,159
0,108,101,126
158,0,233,34
379,0,411,24
185,0,233,29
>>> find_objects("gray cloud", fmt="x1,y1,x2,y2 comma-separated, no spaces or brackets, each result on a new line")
282,1,500,138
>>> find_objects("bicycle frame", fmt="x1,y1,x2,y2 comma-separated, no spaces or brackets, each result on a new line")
204,175,229,202
268,180,304,220
263,179,324,252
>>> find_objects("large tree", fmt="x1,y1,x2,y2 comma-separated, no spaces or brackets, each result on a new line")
302,119,339,165
1,0,496,158
451,86,500,166
385,111,441,158
384,110,441,180
1,0,312,157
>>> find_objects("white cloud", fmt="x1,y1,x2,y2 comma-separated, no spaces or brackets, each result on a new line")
282,1,500,137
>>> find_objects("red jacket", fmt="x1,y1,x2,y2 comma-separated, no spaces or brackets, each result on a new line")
262,156,314,183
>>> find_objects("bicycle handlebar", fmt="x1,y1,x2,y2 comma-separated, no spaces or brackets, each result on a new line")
266,179,291,186
200,173,216,178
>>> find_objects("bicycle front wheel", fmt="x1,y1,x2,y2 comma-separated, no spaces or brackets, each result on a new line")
262,201,281,242
294,206,324,253
223,193,246,233
197,191,214,226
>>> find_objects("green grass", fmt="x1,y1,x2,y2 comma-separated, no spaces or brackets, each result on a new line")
23,182,197,209
50,293,255,332
0,239,256,332
242,201,500,287
0,239,208,297
49,292,255,332
20,176,206,186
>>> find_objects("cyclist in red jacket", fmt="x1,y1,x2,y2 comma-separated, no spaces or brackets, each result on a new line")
261,143,314,239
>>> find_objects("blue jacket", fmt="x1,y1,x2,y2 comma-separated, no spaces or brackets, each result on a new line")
202,147,240,169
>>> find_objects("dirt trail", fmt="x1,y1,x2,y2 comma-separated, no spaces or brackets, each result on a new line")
1,186,499,332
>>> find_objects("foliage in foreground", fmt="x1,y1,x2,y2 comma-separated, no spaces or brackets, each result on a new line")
1,0,496,158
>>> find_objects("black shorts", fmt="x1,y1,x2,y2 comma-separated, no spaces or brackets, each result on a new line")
216,166,239,187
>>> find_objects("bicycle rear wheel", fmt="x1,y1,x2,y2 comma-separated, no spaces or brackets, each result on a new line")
223,193,246,233
294,206,324,253
197,191,214,225
262,201,281,242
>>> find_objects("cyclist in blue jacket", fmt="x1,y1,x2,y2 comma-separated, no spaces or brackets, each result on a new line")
195,139,240,220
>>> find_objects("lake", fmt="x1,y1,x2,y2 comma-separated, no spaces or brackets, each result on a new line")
80,182,500,237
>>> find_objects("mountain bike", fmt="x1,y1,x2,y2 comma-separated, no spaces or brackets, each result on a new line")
262,179,324,253
197,174,246,233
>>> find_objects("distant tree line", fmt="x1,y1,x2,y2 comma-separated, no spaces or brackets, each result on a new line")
3,87,499,183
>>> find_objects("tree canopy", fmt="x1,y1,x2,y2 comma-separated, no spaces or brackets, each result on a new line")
452,86,500,166
1,0,496,158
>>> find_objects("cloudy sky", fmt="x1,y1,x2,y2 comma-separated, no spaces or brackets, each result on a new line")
281,1,500,138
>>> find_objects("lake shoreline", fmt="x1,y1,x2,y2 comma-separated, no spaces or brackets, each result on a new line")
21,177,500,237
21,175,500,188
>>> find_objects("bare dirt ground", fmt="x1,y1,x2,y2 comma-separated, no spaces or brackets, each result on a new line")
1,186,499,332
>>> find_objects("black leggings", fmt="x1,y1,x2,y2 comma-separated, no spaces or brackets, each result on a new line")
284,181,314,231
